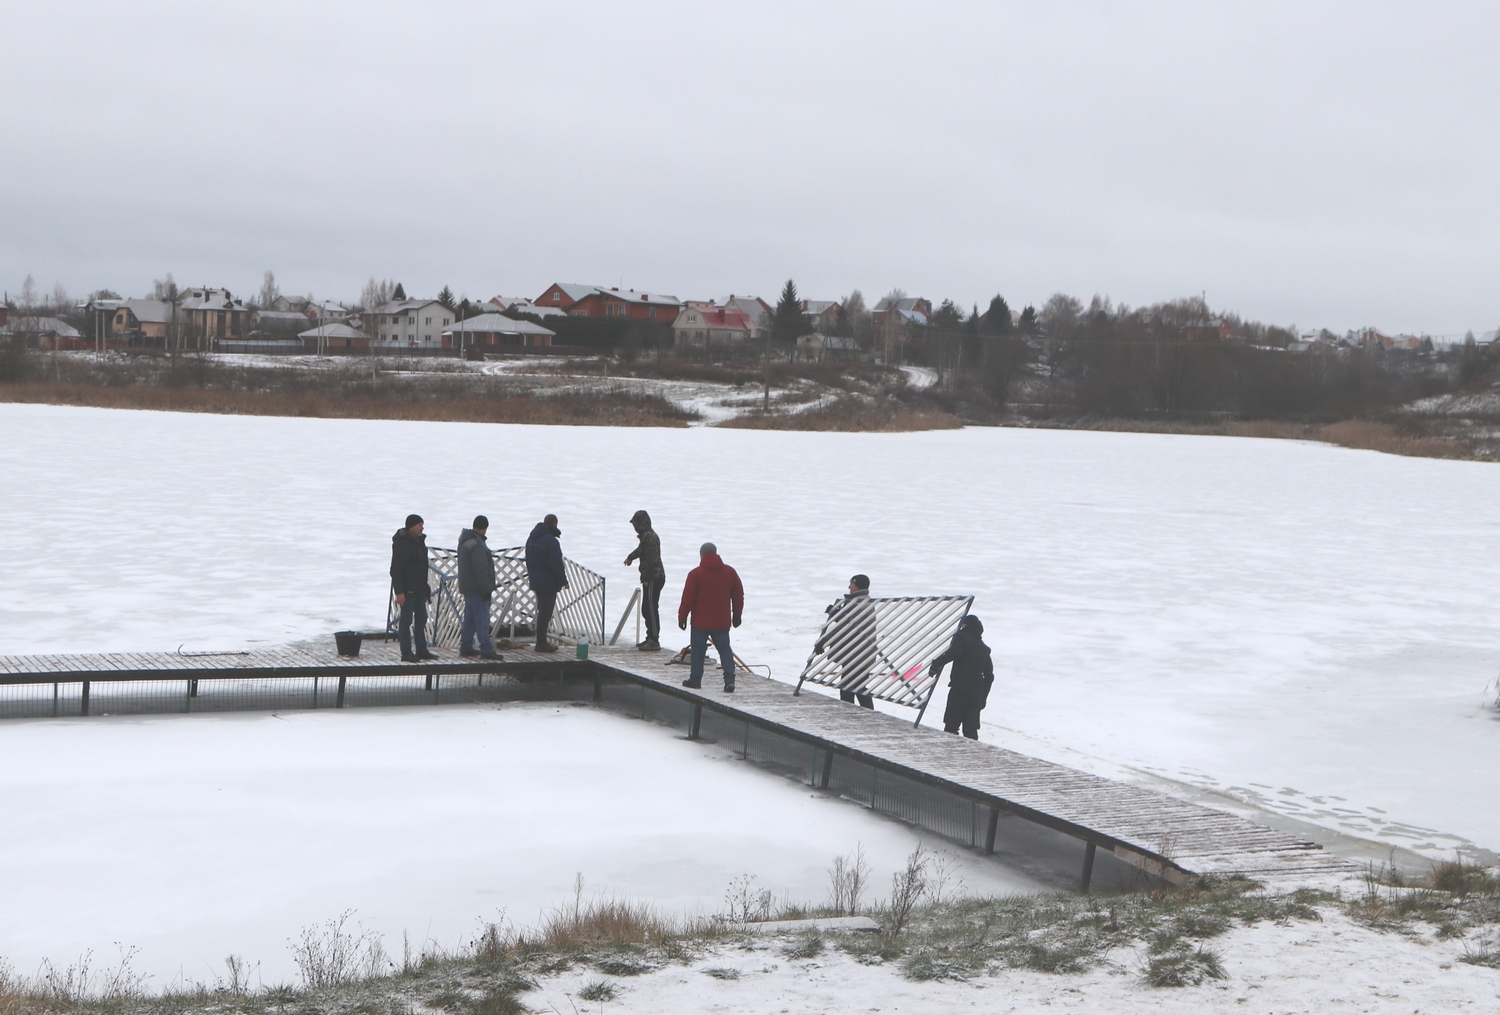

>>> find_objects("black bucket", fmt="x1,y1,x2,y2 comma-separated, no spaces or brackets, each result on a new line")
334,631,363,657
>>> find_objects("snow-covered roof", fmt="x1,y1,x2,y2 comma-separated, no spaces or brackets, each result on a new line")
583,287,682,307
541,283,604,303
374,299,448,315
673,306,753,330
297,323,368,340
441,313,555,336
121,299,171,324
0,316,80,338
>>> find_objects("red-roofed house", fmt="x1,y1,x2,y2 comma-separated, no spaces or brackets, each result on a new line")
535,283,602,310
566,287,682,322
671,305,754,347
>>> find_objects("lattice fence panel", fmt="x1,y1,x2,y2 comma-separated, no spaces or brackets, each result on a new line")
796,595,973,715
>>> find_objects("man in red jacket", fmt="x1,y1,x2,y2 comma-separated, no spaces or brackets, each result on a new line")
678,542,744,692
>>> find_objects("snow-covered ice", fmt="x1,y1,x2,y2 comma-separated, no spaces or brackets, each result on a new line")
3,402,1500,971
0,702,1038,984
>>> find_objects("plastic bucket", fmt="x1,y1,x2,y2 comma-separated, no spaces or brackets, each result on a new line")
334,631,363,657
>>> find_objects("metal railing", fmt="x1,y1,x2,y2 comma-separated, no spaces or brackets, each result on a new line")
794,595,974,726
388,547,606,648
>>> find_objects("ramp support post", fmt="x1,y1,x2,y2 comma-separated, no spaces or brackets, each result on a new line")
1080,842,1097,894
336,675,347,708
689,702,702,740
984,805,1001,854
80,680,90,716
820,749,835,789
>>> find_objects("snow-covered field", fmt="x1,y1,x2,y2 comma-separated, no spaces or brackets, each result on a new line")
3,403,1500,987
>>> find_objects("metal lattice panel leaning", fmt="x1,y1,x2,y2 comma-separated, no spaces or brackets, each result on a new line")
794,595,973,726
388,547,606,647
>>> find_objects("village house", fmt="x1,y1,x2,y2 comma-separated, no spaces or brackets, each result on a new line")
719,295,771,337
796,332,861,361
534,283,602,310
800,299,843,333
298,322,369,352
441,313,554,351
565,287,682,322
109,299,172,344
365,299,455,349
179,288,249,340
0,315,83,349
671,305,753,347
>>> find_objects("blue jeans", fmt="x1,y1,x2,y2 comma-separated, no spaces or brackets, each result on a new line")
398,594,428,656
461,594,494,654
689,627,735,686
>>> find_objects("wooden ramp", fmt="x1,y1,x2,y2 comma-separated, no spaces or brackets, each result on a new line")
0,641,1358,891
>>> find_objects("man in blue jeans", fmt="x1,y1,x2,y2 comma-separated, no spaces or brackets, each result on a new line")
677,542,744,692
390,514,435,662
457,515,501,659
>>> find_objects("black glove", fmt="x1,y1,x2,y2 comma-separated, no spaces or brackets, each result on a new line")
732,614,741,628
679,620,687,631
814,643,825,655
927,661,940,678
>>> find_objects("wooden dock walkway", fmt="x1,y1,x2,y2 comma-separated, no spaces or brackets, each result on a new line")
0,641,1357,891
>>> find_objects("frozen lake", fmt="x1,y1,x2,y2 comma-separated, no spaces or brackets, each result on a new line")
3,403,1499,968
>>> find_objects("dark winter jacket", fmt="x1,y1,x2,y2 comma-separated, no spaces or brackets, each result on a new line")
817,590,877,688
931,626,994,705
524,521,567,594
678,553,744,630
457,528,496,598
624,510,665,583
389,528,431,597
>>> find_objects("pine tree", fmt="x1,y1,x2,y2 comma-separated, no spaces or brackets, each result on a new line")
392,282,407,301
1016,305,1038,335
771,279,806,346
986,295,1012,335
437,285,456,311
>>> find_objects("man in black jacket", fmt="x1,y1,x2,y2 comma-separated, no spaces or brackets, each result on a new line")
390,513,436,662
457,515,500,659
928,615,994,740
623,509,665,651
524,513,568,652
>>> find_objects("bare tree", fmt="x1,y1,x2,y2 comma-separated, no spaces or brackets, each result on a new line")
49,282,70,316
359,276,394,312
258,270,279,309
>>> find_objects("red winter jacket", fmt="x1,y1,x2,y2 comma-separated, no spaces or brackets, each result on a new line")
678,553,744,630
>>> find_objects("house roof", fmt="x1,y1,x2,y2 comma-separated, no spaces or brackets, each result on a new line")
0,316,80,338
801,300,840,315
255,310,310,324
297,323,368,340
540,283,604,303
580,287,682,307
441,313,556,336
374,299,449,315
874,296,928,314
673,306,753,329
180,289,247,312
121,299,171,324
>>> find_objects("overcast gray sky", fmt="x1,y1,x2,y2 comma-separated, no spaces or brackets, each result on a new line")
4,1,1497,334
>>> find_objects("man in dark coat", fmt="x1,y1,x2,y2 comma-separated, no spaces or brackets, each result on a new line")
524,513,568,653
677,542,743,692
623,509,665,651
390,513,435,662
816,574,878,709
928,615,994,740
457,515,500,659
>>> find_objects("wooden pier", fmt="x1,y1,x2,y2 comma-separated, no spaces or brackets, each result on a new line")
0,640,1357,891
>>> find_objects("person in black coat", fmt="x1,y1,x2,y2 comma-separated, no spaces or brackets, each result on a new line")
524,513,568,652
928,615,994,740
390,513,435,662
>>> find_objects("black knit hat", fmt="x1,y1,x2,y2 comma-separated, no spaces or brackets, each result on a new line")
473,515,489,530
405,514,423,528
963,615,984,635
850,574,870,590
